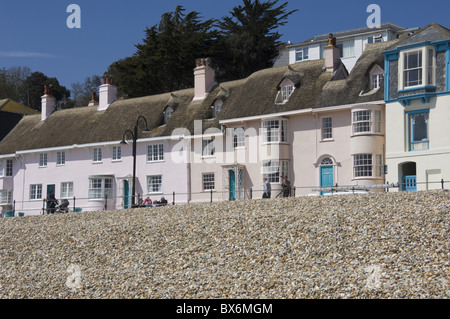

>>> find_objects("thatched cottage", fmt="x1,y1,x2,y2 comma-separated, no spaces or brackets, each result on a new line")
1,25,448,215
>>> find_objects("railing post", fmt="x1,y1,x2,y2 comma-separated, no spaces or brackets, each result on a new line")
210,189,213,203
42,199,46,215
250,188,252,200
73,197,76,213
172,191,175,206
442,179,444,190
293,186,296,197
13,200,16,214
104,194,108,211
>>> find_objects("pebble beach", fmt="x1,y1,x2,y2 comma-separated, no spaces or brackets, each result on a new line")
0,190,448,299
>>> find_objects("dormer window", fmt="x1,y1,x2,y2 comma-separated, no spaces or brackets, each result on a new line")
275,79,295,104
164,106,173,124
398,46,435,90
212,99,223,118
369,64,384,90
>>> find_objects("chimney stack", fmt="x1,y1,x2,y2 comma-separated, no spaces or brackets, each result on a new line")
88,92,98,106
324,34,341,72
194,58,216,101
41,84,56,121
98,75,117,111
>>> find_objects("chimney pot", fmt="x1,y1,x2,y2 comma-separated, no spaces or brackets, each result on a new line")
194,58,216,101
41,85,56,121
324,34,340,72
98,76,117,111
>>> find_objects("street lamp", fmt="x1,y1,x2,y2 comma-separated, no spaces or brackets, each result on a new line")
121,115,150,207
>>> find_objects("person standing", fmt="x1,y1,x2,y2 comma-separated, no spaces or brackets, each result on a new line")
46,189,57,214
262,177,271,199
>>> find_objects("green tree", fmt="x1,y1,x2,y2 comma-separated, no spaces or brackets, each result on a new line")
0,66,32,102
216,0,297,81
70,75,102,107
108,5,219,97
22,72,71,111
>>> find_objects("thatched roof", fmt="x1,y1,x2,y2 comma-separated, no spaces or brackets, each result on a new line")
0,40,397,155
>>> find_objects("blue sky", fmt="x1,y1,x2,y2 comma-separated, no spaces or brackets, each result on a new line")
0,0,449,91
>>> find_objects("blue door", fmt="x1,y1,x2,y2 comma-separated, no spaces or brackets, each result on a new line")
320,166,334,195
402,175,417,191
229,170,236,200
124,180,130,209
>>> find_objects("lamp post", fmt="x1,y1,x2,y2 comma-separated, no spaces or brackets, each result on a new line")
121,115,150,207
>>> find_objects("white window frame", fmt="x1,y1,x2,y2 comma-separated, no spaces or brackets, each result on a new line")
39,153,48,167
352,110,372,134
398,46,435,90
112,146,122,162
321,116,333,140
352,109,383,135
213,100,223,118
93,148,102,163
275,79,295,104
57,151,66,166
0,159,13,177
262,119,288,144
337,40,355,58
0,190,11,205
202,173,215,191
147,175,163,194
147,144,164,162
164,106,173,124
202,139,215,157
61,182,74,199
233,127,246,149
88,177,113,200
30,184,43,201
263,160,289,184
295,47,309,62
353,154,382,179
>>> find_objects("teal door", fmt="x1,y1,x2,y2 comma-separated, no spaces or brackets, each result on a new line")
124,180,130,209
320,166,334,195
229,170,236,200
46,184,55,213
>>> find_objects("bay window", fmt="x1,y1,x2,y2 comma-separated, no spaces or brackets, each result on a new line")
262,119,288,143
399,46,435,90
89,177,113,199
352,109,383,135
263,160,289,183
353,154,382,178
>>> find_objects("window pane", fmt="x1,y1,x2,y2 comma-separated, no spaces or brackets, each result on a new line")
354,154,373,177
322,117,332,139
148,175,162,193
203,173,215,190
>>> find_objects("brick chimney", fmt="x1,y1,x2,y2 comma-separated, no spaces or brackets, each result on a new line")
88,92,98,106
324,34,341,72
194,58,216,101
41,85,56,121
98,75,117,111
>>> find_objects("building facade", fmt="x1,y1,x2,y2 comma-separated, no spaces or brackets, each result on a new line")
275,23,412,72
383,24,450,191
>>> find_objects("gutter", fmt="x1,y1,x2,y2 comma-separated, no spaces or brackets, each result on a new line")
219,101,385,125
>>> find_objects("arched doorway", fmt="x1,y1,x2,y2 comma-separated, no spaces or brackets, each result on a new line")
320,157,334,195
400,162,417,191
